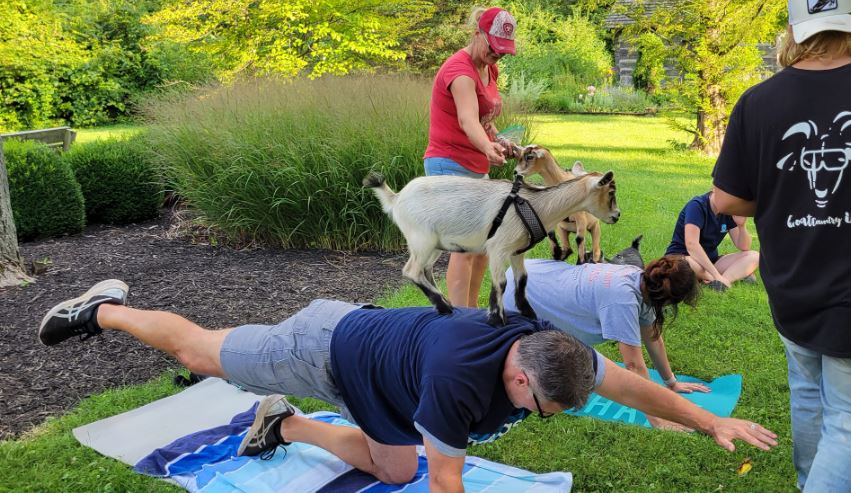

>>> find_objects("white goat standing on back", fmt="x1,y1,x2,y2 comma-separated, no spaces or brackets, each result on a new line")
514,144,604,264
363,170,620,326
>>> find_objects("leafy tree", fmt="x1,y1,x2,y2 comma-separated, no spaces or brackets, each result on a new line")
632,32,666,94
569,0,619,25
0,0,211,130
144,0,434,80
401,0,477,75
402,0,583,76
499,4,613,98
0,0,83,129
619,0,785,154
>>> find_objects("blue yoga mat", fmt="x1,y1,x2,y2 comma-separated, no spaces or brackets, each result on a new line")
135,408,575,493
564,366,743,427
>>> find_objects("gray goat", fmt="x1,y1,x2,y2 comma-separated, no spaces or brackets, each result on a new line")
364,172,620,325
608,235,645,269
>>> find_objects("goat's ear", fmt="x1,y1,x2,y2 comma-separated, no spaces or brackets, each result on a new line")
596,171,614,187
534,148,546,159
571,161,586,175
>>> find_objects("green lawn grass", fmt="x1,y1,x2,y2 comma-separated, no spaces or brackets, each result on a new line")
75,123,144,143
0,114,794,492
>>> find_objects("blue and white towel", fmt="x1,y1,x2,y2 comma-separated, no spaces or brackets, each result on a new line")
133,407,573,493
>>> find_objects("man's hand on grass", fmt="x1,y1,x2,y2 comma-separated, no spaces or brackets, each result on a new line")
709,418,778,452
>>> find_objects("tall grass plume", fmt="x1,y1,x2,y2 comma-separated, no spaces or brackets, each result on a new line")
143,76,530,250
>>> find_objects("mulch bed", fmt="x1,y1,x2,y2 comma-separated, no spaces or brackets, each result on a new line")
0,214,437,440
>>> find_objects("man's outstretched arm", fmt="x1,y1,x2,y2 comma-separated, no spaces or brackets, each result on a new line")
595,358,778,451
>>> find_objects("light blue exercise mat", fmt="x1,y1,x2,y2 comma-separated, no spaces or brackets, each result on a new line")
564,365,743,427
74,378,575,493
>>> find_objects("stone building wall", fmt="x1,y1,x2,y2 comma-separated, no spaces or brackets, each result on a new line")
612,36,781,87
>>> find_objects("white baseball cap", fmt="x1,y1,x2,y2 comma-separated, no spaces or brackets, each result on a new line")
789,0,851,43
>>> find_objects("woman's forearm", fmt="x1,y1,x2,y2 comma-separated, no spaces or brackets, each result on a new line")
458,116,493,153
644,335,675,383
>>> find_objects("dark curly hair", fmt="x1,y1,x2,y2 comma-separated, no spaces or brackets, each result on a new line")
640,255,700,339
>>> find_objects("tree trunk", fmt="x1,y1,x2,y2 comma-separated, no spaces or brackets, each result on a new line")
0,143,32,287
690,83,727,155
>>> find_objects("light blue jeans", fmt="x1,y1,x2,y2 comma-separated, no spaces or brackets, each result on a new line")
423,157,488,179
781,334,851,492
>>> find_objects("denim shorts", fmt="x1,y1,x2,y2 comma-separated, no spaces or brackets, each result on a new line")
219,299,362,415
424,157,488,179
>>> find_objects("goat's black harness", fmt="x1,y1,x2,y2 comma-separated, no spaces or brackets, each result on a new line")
487,174,548,254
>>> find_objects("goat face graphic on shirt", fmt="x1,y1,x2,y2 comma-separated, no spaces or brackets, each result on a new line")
776,111,851,209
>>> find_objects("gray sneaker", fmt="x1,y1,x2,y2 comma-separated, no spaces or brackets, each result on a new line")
38,279,128,346
238,395,296,459
706,280,728,292
740,274,758,284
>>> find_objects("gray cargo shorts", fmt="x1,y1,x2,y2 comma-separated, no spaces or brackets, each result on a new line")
219,299,362,418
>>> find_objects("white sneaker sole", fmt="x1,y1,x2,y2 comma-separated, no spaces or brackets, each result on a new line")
38,279,129,344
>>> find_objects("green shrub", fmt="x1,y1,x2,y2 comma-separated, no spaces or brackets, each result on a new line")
539,85,658,114
65,138,163,225
499,8,612,99
3,139,85,239
505,72,548,112
0,1,214,131
143,75,531,251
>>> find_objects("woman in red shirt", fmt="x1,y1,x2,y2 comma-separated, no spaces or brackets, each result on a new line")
423,6,516,308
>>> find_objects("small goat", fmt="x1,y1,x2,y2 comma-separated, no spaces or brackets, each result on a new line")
607,235,645,269
513,145,603,264
364,172,620,325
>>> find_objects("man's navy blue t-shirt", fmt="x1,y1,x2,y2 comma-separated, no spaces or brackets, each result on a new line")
665,192,737,262
329,307,584,456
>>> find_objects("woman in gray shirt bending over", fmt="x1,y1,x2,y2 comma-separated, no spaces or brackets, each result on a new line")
505,255,708,430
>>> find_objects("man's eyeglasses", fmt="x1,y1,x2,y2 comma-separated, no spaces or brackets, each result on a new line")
532,390,556,419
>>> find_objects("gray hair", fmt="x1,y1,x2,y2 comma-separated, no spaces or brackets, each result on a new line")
516,330,596,410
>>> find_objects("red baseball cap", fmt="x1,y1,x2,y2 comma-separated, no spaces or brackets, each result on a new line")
478,7,517,56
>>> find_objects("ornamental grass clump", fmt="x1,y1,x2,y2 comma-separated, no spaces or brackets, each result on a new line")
144,75,529,251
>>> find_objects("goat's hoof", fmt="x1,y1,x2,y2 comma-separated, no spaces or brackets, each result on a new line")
435,303,454,315
486,312,506,327
521,308,538,320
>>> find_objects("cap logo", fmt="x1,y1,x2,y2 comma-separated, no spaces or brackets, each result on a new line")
490,10,517,40
808,0,837,14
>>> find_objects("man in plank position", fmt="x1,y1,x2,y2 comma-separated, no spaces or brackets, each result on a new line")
39,280,777,492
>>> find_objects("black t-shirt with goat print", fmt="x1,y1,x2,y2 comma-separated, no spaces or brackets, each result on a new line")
713,62,851,357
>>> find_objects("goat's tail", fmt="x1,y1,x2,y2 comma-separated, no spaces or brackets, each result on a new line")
362,172,396,214
631,235,643,249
